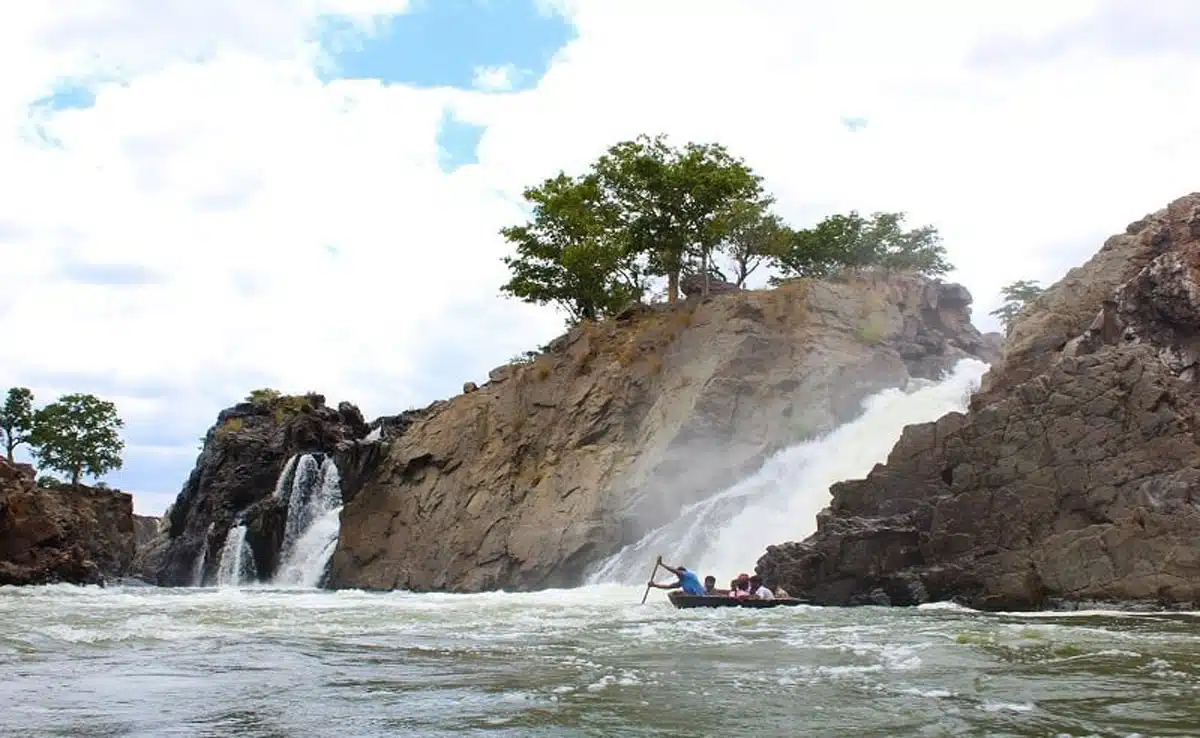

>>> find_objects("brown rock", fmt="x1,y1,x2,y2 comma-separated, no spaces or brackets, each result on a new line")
463,381,478,394
759,193,1200,610
0,459,136,586
329,273,995,593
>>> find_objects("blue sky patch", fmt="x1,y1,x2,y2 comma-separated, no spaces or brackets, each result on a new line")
437,110,485,172
30,79,98,112
317,0,575,91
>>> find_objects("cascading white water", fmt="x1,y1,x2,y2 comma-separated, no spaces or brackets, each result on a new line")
274,455,343,587
589,358,989,584
215,524,256,587
191,522,214,586
272,455,298,499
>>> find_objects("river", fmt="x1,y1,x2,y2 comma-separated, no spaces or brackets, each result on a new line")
2,583,1197,737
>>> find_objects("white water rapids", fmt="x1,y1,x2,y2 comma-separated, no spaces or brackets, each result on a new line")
591,358,989,584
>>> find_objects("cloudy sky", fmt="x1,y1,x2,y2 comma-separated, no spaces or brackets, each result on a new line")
2,0,1197,515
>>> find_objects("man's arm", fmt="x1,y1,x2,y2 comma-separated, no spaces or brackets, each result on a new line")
646,580,680,590
656,556,683,578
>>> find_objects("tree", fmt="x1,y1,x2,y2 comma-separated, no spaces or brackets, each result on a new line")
29,393,125,486
500,172,644,322
0,387,34,463
989,279,1045,332
595,134,764,304
771,211,952,281
721,203,793,287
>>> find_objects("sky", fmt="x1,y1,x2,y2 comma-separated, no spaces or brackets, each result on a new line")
2,0,1198,515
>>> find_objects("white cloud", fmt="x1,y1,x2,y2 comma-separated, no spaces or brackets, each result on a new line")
2,0,1199,512
472,63,520,92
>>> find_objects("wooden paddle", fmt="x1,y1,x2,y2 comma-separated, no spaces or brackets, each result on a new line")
640,555,661,604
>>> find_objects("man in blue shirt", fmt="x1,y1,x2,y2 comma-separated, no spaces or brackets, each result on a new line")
646,556,707,595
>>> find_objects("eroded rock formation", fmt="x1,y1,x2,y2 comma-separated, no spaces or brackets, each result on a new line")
152,393,378,586
0,458,136,585
758,193,1200,610
329,272,996,593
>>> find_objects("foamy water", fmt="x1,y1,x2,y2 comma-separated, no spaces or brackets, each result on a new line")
1,584,1198,736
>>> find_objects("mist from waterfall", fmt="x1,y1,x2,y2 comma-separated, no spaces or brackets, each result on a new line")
588,358,988,585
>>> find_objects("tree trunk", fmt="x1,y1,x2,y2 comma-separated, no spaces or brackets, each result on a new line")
71,468,81,487
4,443,12,463
667,270,679,305
701,249,710,297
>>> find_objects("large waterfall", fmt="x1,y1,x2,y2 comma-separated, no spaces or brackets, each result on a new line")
589,358,989,584
274,454,344,588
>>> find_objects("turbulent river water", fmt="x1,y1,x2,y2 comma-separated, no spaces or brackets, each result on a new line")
4,360,1199,736
2,584,1198,737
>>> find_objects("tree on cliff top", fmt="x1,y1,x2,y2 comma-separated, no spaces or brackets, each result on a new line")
771,211,952,282
594,134,765,304
989,279,1045,332
500,172,644,322
0,387,34,462
720,201,793,287
29,393,125,486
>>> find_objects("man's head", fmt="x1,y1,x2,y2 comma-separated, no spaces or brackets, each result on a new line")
749,575,763,588
737,572,750,582
704,575,716,588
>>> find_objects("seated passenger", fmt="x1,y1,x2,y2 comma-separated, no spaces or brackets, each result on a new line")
646,556,706,595
774,584,791,598
703,575,726,595
729,573,751,598
748,575,774,599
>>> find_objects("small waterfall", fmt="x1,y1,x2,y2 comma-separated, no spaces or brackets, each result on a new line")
589,359,988,584
272,455,298,499
274,455,344,587
215,524,256,587
191,522,214,587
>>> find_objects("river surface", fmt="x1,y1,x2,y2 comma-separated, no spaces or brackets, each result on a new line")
2,584,1198,737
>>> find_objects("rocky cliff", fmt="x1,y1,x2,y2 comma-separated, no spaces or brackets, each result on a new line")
328,272,997,593
0,458,137,585
152,393,375,586
758,193,1200,610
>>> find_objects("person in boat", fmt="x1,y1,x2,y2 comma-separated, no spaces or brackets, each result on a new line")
729,573,751,599
748,575,774,600
647,556,706,596
703,575,728,595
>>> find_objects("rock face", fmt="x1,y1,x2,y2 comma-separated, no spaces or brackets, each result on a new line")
329,272,996,593
0,458,136,585
153,393,376,586
759,193,1200,610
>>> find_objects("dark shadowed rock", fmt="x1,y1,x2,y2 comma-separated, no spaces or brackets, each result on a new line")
759,193,1200,611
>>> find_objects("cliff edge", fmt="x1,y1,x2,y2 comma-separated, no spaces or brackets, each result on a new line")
758,193,1200,610
0,458,136,586
329,273,996,592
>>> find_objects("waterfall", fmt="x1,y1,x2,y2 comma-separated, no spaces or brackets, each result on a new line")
274,455,344,587
589,358,988,584
215,524,256,587
272,455,298,499
191,522,214,587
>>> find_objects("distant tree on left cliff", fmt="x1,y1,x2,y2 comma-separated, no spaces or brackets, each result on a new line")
500,172,644,322
29,393,125,486
0,387,35,463
771,211,952,281
989,279,1045,332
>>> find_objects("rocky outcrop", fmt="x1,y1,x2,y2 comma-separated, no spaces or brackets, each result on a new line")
759,193,1200,610
329,272,996,593
0,458,136,585
153,393,376,586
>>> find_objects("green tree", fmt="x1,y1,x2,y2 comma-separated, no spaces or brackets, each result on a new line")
595,134,764,303
721,203,793,287
989,279,1045,332
772,211,952,281
29,393,125,486
0,387,34,463
500,172,644,322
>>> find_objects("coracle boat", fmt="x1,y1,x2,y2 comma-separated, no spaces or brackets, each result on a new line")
667,591,808,609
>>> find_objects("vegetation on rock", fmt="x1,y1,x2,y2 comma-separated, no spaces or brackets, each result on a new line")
28,393,125,486
2,387,126,486
499,133,954,324
989,279,1046,332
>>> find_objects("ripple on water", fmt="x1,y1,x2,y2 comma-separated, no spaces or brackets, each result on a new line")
1,585,1199,737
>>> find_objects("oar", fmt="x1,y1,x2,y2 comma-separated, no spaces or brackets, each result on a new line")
640,555,661,604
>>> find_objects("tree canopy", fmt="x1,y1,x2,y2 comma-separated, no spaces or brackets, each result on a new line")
498,133,955,322
0,387,34,463
989,279,1045,332
29,393,125,486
